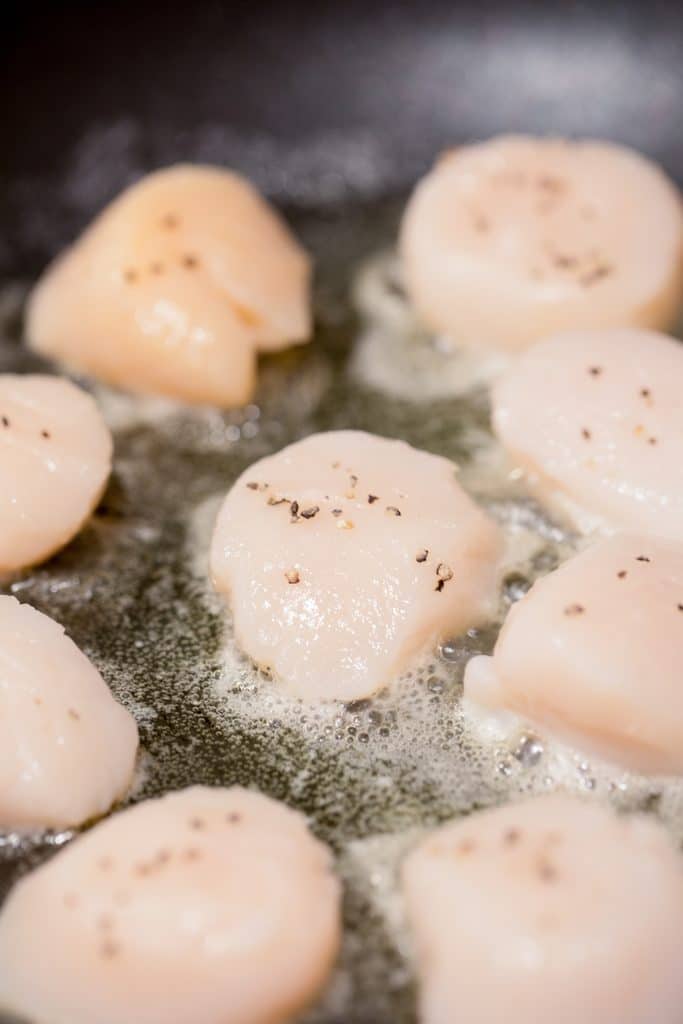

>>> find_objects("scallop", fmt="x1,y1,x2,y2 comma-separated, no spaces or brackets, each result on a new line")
402,794,683,1024
0,374,112,572
0,596,138,831
492,328,683,537
210,430,502,701
0,786,341,1024
400,136,683,351
465,533,683,775
26,165,311,407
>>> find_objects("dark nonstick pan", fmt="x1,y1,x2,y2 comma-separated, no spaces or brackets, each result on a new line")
2,2,683,1022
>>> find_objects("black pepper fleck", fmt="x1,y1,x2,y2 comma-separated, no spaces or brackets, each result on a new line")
537,858,558,882
538,174,564,193
368,494,379,504
100,940,120,959
386,506,401,516
581,428,592,441
580,264,612,287
552,253,577,269
301,506,319,519
1,416,9,427
588,366,602,377
636,556,651,563
564,603,585,616
617,570,627,579
416,549,429,563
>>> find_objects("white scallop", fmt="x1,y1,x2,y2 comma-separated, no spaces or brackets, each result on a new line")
210,430,503,701
0,596,138,831
403,794,683,1024
0,786,341,1024
492,328,683,538
26,165,311,407
465,533,683,775
0,374,112,572
400,136,683,351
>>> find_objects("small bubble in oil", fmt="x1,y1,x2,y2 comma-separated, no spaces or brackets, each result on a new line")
439,639,460,662
503,572,532,603
514,734,544,767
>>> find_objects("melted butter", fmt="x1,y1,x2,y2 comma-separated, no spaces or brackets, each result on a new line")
3,205,683,1023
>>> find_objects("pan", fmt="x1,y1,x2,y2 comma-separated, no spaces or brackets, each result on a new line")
3,2,683,1021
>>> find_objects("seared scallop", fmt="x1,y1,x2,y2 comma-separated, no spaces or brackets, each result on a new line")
400,136,683,351
0,596,138,831
0,786,341,1024
26,165,311,406
210,430,502,701
403,794,683,1024
492,328,683,537
0,374,112,572
465,533,683,775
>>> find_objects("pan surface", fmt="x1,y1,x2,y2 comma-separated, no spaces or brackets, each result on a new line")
3,2,683,1021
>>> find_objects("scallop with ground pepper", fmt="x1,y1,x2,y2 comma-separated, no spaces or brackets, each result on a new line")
26,165,311,407
0,786,341,1024
465,534,683,774
400,136,683,351
0,596,138,832
402,794,683,1024
492,328,683,538
210,430,502,701
0,374,112,572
